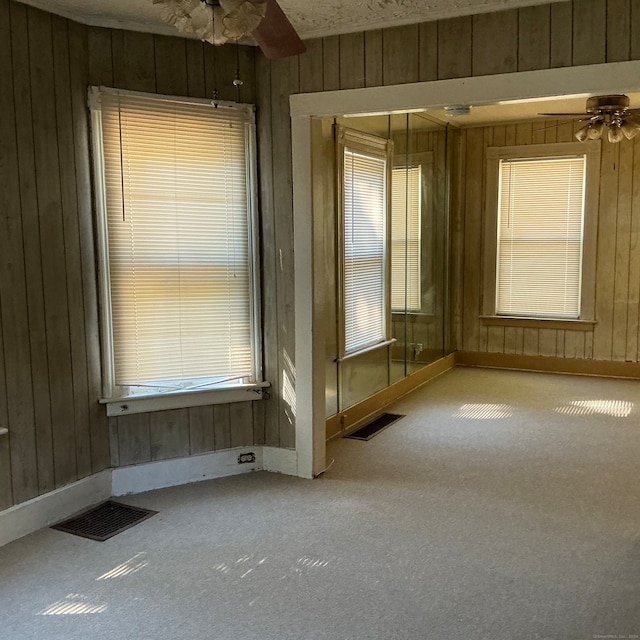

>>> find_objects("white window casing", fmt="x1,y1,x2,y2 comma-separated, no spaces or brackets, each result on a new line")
89,87,264,415
483,140,600,324
336,126,394,360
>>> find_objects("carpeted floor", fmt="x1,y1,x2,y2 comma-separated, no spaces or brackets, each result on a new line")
1,367,639,640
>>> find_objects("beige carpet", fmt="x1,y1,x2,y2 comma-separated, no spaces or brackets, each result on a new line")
1,367,639,639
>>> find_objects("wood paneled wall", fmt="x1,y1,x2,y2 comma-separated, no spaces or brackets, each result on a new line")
0,0,262,510
458,120,640,362
255,0,640,448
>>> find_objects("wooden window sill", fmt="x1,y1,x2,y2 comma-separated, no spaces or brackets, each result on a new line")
480,316,596,331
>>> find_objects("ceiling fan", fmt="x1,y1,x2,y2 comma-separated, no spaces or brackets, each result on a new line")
540,94,640,143
153,0,306,59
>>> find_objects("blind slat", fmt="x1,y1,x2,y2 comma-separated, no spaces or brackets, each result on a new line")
496,155,586,318
100,92,254,386
343,149,387,353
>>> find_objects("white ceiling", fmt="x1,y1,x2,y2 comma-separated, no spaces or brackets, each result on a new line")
16,0,567,40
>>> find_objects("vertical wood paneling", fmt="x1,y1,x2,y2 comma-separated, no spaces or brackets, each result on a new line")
88,27,113,86
185,40,206,98
383,24,419,85
437,16,472,79
419,21,438,81
364,30,383,87
149,410,190,461
626,137,640,361
270,57,296,449
607,0,631,61
189,406,215,455
154,34,188,95
29,7,77,488
339,32,365,89
230,403,254,448
593,141,619,360
462,128,484,352
518,5,551,71
322,35,340,91
117,414,151,466
572,0,607,65
299,38,323,93
52,15,92,480
213,404,231,450
612,140,633,360
632,0,640,59
472,10,518,76
550,2,573,67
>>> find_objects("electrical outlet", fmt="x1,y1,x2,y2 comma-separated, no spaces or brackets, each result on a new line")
237,452,256,464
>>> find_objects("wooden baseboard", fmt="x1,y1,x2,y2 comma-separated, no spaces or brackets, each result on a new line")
326,353,456,440
456,351,640,379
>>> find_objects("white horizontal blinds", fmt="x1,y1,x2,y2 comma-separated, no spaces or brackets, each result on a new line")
391,166,421,311
343,148,387,354
100,92,252,386
496,155,586,318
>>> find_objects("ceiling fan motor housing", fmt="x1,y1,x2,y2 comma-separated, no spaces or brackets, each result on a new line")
586,94,630,113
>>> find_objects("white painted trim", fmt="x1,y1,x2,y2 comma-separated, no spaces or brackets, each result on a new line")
112,447,263,496
290,61,640,118
0,471,112,548
262,447,298,477
103,383,269,417
289,60,640,491
0,445,306,547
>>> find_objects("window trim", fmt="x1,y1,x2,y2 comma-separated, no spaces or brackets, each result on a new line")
482,140,601,323
391,151,434,314
336,125,394,360
89,86,264,414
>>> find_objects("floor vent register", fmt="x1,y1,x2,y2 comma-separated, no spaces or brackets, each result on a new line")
51,500,158,542
345,413,405,441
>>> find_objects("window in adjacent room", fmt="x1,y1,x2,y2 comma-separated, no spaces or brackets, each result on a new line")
483,141,600,322
391,164,421,312
89,87,261,408
336,126,393,358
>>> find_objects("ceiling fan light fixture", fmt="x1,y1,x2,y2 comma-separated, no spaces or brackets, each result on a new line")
575,123,590,142
608,124,625,143
621,120,640,140
587,120,605,140
220,0,266,39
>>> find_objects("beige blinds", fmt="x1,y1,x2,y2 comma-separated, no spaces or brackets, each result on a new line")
99,91,254,387
391,166,421,311
343,149,388,354
496,155,586,318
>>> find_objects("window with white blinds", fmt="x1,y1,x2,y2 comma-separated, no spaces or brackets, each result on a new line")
391,165,421,311
496,155,586,318
342,148,389,355
91,88,259,395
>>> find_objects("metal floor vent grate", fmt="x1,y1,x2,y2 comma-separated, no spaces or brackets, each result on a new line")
51,500,158,542
345,413,405,441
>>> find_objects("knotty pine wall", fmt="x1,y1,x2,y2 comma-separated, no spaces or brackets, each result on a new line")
0,0,265,511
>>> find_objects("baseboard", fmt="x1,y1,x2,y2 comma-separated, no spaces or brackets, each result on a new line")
326,353,456,440
262,446,298,476
456,351,640,379
112,447,263,496
0,445,297,547
0,470,112,548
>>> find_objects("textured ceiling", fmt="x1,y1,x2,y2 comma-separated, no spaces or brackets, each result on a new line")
16,0,566,40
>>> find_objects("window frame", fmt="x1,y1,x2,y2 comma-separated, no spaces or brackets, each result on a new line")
336,125,394,361
89,86,265,416
391,151,434,315
482,140,601,326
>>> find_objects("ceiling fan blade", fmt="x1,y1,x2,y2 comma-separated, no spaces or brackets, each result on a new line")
538,112,591,117
252,0,306,59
